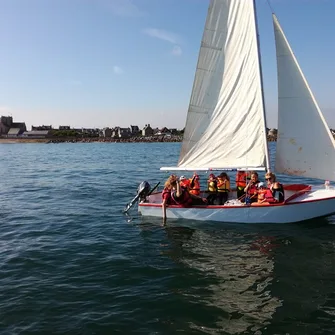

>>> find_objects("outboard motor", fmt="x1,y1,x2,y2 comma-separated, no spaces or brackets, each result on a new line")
123,181,152,214
137,181,151,203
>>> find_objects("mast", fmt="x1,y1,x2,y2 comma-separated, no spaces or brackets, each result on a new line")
253,0,271,171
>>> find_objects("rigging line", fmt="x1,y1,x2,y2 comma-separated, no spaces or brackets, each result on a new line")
265,0,275,14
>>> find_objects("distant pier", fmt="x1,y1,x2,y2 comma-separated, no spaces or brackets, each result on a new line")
0,134,279,144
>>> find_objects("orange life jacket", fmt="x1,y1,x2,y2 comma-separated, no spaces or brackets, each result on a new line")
180,179,190,189
189,178,200,196
236,172,247,188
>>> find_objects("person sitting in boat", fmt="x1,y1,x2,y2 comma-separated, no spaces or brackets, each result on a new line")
256,182,268,203
189,172,201,196
235,170,250,199
162,175,179,223
217,172,230,205
173,177,207,206
162,175,180,204
206,173,217,205
265,172,285,203
179,175,190,189
244,171,260,204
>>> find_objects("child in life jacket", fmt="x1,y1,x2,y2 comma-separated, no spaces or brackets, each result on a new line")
256,182,268,203
235,170,248,199
206,173,217,205
189,172,201,196
179,175,190,189
244,171,260,204
217,172,230,205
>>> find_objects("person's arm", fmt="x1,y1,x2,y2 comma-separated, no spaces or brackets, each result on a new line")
244,180,252,193
175,180,182,197
189,193,208,203
190,176,195,188
162,198,168,224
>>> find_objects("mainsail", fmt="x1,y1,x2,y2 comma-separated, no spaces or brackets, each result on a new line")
273,14,335,181
162,0,269,171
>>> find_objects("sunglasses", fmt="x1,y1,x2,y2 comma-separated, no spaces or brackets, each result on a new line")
266,178,271,181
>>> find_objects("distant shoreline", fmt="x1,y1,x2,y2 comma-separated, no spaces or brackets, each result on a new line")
0,135,278,144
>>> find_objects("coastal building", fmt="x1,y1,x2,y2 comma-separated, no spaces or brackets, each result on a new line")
22,130,51,138
142,124,153,136
59,126,70,130
32,125,53,131
130,125,140,135
0,115,26,136
112,127,131,138
101,127,112,137
74,128,100,137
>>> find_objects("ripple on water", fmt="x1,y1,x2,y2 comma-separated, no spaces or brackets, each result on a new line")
1,143,335,334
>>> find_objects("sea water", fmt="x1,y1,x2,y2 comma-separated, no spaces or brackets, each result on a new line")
1,142,335,335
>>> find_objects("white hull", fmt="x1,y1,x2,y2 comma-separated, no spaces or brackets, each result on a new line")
138,186,335,224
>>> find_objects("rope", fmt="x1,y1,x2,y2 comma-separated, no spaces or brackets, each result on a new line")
266,0,275,14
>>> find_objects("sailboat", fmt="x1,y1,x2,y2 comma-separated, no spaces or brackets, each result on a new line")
138,0,335,224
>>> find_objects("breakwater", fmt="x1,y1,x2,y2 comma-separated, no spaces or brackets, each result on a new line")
0,134,278,144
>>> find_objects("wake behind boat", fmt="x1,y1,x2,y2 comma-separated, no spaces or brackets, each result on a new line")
134,0,335,224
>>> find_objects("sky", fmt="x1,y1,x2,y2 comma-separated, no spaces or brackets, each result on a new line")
0,0,334,130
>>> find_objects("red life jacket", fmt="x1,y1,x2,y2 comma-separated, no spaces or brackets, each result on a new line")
162,187,176,205
265,189,275,203
247,182,259,197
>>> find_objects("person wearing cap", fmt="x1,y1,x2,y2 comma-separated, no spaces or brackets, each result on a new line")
265,172,285,203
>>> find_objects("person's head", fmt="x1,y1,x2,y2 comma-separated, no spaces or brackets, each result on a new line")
208,173,215,180
250,171,259,183
179,176,186,181
164,174,178,189
258,182,265,189
219,172,229,180
265,172,276,184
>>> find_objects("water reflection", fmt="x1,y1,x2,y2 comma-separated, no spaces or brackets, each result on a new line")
162,225,282,334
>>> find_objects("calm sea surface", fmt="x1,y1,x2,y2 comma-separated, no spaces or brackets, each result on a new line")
1,142,335,335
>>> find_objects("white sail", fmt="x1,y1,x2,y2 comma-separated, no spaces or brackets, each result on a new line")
162,0,269,171
273,14,335,181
